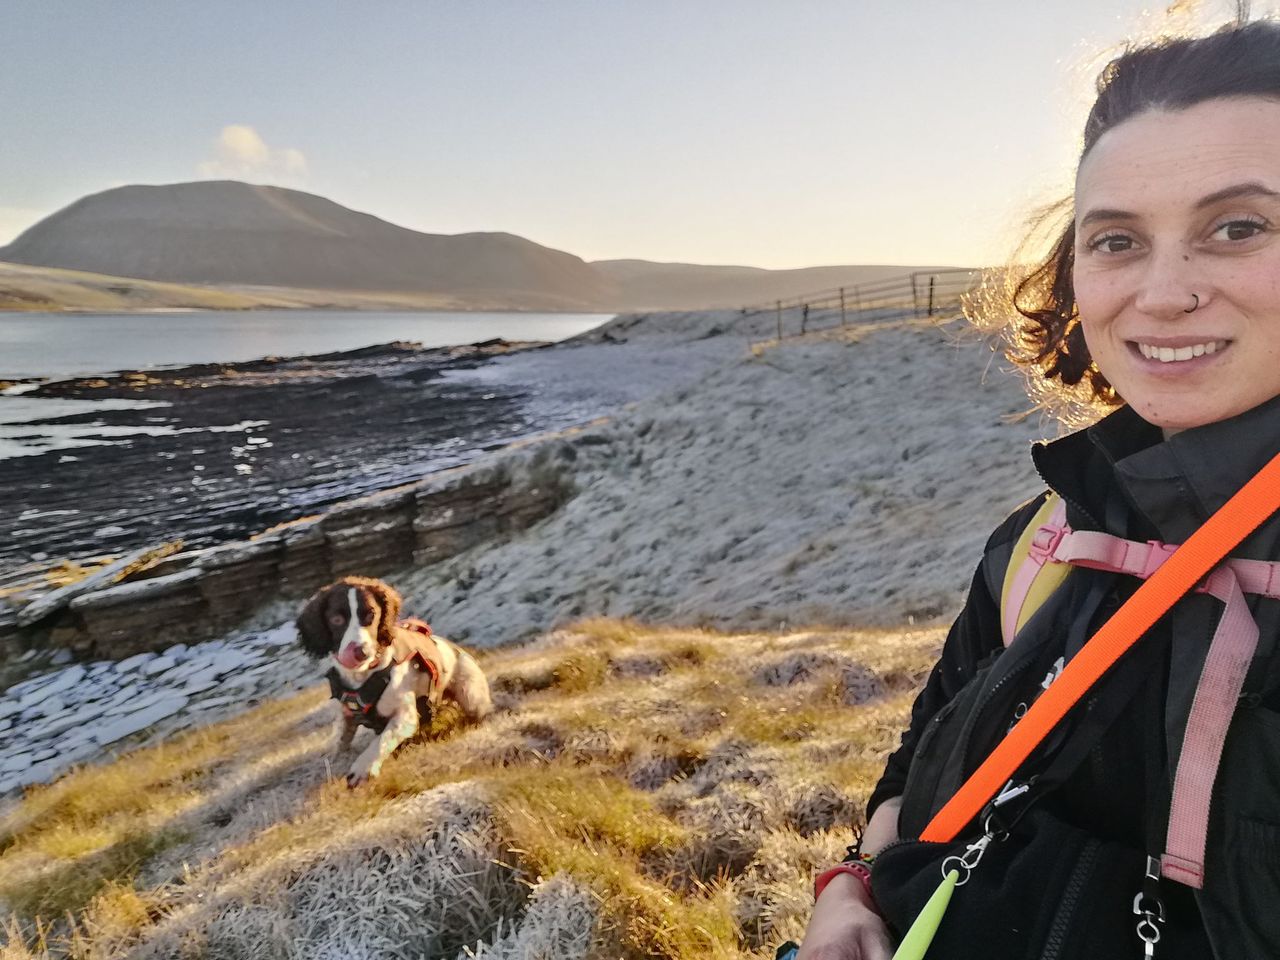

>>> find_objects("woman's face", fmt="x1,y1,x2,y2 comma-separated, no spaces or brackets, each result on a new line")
1073,96,1280,432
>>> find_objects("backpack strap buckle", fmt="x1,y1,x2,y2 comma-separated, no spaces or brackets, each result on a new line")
1139,540,1179,580
1028,522,1067,563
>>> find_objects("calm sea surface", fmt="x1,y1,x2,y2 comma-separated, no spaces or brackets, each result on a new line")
0,309,613,380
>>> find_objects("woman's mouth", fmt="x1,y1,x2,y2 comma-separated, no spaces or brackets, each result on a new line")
1133,339,1229,363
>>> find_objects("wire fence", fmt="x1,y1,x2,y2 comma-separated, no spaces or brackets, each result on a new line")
738,267,978,343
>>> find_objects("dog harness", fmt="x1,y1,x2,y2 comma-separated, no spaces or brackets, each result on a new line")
326,618,442,733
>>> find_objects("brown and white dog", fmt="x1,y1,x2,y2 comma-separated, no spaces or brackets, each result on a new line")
296,576,492,786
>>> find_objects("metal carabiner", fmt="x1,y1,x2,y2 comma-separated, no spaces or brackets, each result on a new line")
940,833,992,887
1132,856,1166,958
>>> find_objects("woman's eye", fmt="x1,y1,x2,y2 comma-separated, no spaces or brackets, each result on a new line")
1213,217,1267,242
1088,233,1134,254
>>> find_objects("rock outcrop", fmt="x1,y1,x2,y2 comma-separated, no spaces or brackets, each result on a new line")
20,439,577,658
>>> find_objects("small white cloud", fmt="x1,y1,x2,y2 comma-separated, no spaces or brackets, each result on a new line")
197,124,308,182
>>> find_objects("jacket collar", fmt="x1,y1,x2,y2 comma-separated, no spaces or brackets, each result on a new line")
1033,393,1280,548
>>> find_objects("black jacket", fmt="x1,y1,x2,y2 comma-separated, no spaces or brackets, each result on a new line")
869,396,1280,958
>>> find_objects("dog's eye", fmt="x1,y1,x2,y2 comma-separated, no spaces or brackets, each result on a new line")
359,611,374,626
329,613,347,625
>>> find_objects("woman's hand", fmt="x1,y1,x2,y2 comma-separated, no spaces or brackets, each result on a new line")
795,798,901,960
794,874,893,960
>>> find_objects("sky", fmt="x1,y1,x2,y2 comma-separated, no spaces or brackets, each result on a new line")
0,0,1265,270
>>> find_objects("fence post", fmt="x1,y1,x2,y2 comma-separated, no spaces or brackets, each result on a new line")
776,300,783,341
911,272,920,315
801,303,809,335
840,287,847,327
927,276,935,317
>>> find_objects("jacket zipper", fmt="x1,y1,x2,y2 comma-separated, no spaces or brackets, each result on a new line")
960,653,1040,775
1030,460,1103,533
1039,837,1101,960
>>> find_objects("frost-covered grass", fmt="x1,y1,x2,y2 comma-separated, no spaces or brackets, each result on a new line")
0,620,940,960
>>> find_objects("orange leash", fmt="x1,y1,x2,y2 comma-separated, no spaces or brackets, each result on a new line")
921,450,1280,843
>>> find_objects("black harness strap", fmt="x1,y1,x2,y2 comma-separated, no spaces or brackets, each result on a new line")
326,665,395,734
326,619,441,734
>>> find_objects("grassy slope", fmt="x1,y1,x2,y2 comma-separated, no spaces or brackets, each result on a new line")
0,261,543,313
0,619,940,960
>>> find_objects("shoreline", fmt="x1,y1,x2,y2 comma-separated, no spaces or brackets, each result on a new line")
0,321,745,613
0,339,548,586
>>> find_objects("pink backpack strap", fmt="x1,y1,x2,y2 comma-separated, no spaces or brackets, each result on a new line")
1021,519,1280,888
1159,567,1260,887
1001,497,1069,646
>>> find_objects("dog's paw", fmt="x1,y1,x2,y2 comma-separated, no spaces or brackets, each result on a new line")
346,755,380,788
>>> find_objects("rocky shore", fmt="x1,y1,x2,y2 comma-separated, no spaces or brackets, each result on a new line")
0,326,744,595
0,340,545,584
0,624,311,794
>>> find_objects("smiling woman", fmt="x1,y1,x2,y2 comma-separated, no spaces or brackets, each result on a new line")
1073,99,1280,431
796,18,1280,960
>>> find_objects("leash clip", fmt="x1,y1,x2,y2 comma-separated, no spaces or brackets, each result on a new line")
940,833,992,887
1132,856,1166,958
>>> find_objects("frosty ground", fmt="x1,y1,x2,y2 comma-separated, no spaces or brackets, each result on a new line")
0,309,1066,959
404,312,1049,643
2,310,1055,792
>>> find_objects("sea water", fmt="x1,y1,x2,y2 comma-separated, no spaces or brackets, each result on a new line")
0,310,611,458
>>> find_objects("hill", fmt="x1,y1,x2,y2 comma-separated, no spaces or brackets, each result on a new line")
590,260,958,311
0,182,615,310
0,182,961,312
0,260,585,314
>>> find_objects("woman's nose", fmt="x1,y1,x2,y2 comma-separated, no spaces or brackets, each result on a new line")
1132,248,1201,320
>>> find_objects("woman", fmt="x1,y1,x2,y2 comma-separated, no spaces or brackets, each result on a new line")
798,20,1280,960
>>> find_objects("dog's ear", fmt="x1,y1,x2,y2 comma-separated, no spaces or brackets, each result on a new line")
296,588,332,659
371,581,402,647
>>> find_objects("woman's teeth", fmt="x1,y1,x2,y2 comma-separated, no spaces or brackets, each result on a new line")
1136,340,1227,362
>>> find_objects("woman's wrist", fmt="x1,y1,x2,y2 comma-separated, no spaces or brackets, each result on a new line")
814,861,878,911
814,870,879,913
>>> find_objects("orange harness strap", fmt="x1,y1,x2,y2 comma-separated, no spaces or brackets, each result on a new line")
921,450,1280,844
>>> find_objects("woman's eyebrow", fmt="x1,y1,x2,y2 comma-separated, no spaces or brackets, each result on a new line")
1078,207,1135,228
1079,182,1280,228
1193,181,1280,208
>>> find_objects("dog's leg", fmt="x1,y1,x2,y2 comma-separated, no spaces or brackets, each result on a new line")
333,711,360,757
448,649,494,721
347,694,418,787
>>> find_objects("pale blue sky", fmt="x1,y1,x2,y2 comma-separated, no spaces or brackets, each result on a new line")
0,1,1259,269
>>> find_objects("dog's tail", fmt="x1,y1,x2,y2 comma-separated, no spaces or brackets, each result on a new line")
450,648,493,721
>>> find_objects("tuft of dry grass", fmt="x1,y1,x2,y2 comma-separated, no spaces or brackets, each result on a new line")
0,620,942,960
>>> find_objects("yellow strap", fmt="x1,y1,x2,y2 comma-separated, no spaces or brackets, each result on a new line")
1000,493,1072,645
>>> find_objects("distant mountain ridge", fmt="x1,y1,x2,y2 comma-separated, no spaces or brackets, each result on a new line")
0,182,960,311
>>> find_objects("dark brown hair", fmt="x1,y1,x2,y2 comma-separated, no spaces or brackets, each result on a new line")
973,18,1280,421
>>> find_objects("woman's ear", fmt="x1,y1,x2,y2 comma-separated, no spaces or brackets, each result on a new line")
373,581,403,647
296,589,332,659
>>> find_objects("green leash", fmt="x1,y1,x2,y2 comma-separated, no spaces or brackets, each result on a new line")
890,869,959,960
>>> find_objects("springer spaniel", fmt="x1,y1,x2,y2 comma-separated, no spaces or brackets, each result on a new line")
296,576,492,785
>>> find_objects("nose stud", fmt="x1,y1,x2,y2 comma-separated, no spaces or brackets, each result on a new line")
1184,294,1199,314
